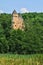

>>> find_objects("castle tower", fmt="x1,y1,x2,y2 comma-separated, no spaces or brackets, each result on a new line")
12,10,25,30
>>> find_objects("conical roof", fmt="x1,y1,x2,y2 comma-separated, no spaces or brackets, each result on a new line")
12,10,17,14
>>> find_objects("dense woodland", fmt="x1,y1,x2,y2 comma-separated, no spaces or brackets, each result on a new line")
0,13,43,54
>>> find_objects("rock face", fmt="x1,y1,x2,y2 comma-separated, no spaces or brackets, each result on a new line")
12,10,25,30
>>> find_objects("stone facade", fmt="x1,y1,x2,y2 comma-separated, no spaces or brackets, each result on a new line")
12,10,25,30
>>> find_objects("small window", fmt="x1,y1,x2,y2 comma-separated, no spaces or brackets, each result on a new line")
15,25,16,26
14,16,17,17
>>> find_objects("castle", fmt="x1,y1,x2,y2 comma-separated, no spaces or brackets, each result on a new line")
12,10,25,30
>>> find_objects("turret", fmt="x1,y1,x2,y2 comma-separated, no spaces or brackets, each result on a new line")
12,10,25,30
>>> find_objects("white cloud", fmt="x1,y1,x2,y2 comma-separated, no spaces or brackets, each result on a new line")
20,8,29,13
0,10,4,13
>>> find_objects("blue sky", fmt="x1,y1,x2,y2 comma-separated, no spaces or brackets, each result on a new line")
0,0,43,13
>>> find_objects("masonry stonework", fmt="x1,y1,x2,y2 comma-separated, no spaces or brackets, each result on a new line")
12,10,25,30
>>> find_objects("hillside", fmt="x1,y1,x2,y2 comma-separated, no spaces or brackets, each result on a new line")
0,13,43,54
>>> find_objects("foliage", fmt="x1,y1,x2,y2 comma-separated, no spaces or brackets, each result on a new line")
0,13,43,54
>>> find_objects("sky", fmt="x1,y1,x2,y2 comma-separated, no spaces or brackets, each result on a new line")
0,0,43,13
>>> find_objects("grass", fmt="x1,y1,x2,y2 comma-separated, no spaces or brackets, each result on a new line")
0,54,43,65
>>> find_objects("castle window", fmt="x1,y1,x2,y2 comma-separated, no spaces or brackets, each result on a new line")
14,16,17,17
15,25,16,26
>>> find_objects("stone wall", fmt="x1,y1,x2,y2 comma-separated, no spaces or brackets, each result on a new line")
12,11,25,30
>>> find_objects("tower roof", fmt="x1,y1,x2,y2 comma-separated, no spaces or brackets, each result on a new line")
12,10,17,14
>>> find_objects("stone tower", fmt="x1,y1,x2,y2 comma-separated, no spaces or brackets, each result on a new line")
12,10,25,30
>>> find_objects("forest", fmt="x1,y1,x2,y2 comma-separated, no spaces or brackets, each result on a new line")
0,13,43,54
